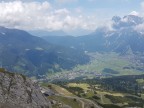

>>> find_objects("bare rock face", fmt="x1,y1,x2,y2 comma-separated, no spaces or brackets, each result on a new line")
0,68,51,108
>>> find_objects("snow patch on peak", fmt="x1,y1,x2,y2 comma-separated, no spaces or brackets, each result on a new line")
129,11,139,16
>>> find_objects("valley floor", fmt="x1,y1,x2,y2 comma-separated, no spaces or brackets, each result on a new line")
46,52,144,82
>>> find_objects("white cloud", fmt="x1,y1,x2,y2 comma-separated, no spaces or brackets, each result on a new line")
0,1,51,29
0,1,98,32
141,2,144,10
133,2,144,32
134,24,144,33
54,8,70,16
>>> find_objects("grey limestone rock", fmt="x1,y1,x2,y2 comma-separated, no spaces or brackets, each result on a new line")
0,69,51,108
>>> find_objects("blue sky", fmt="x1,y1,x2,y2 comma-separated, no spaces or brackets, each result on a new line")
0,0,144,35
45,0,142,15
36,0,142,17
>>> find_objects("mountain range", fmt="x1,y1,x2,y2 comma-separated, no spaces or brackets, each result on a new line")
0,26,89,77
29,30,68,37
0,14,144,77
43,15,144,54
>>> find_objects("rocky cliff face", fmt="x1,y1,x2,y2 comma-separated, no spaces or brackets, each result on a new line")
0,68,51,108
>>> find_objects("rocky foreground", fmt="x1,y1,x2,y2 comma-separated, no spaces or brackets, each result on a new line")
0,68,51,108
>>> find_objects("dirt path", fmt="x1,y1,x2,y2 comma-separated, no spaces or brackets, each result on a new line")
82,98,102,108
100,94,104,104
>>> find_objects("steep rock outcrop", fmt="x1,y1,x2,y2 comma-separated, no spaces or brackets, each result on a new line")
0,68,51,108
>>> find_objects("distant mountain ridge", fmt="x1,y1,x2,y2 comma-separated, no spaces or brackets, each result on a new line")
42,15,144,54
112,15,144,29
0,27,90,77
29,30,68,37
1,14,144,77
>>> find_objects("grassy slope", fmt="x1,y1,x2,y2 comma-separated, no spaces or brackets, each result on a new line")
41,83,82,108
67,83,123,104
41,83,74,96
51,84,75,96
66,82,144,107
42,82,144,108
48,96,82,108
67,83,90,92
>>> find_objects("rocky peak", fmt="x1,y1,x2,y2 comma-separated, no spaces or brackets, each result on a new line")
112,16,121,23
123,15,143,24
112,15,144,29
0,68,51,108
